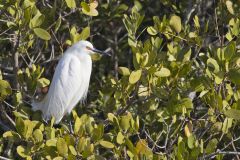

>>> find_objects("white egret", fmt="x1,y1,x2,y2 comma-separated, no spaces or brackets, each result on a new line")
32,40,109,124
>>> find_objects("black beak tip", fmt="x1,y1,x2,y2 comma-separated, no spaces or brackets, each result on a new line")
93,48,111,56
103,51,111,56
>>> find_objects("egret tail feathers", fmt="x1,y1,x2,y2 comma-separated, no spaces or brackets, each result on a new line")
31,100,44,112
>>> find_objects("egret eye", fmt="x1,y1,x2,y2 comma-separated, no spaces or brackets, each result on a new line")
86,46,93,51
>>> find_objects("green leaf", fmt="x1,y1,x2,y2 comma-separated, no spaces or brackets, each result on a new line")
13,92,22,105
79,27,90,40
77,137,86,153
56,138,68,157
175,98,193,112
189,32,197,38
169,15,182,33
226,32,233,41
120,114,131,131
224,41,235,61
82,1,99,16
183,49,192,62
99,140,115,149
24,120,38,139
53,157,64,160
222,118,233,134
193,15,200,28
90,53,101,61
125,138,137,155
17,145,28,158
81,2,90,11
74,117,82,134
207,58,219,73
3,131,21,139
30,10,45,28
116,132,125,144
54,16,62,33
206,138,218,154
0,79,12,101
136,139,153,157
147,26,158,35
34,28,51,40
65,0,76,9
129,70,142,84
46,138,57,146
69,145,77,156
224,109,240,120
33,129,43,143
228,69,240,84
118,67,130,76
92,124,104,141
16,118,25,137
154,67,171,77
187,135,195,149
37,78,50,88
230,19,239,36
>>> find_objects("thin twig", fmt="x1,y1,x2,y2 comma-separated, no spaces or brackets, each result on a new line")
0,156,13,160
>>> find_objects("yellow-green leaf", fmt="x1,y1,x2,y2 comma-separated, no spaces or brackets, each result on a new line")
37,78,50,88
33,129,43,142
118,67,130,76
206,139,218,154
0,70,2,80
99,140,115,149
77,137,86,153
69,145,77,156
169,15,182,33
3,131,21,139
79,27,90,40
34,28,51,40
82,1,98,16
147,26,158,35
30,11,45,28
74,117,82,134
136,139,153,157
53,157,63,160
120,115,131,131
226,0,234,15
0,79,12,101
116,132,124,144
81,2,90,11
154,67,171,77
65,0,76,9
229,69,240,84
56,138,68,157
107,113,116,122
46,138,57,146
90,53,101,61
17,145,28,158
224,109,240,120
207,58,219,73
193,15,200,28
129,70,142,84
54,16,62,33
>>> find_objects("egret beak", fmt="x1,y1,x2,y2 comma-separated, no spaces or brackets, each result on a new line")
92,48,111,56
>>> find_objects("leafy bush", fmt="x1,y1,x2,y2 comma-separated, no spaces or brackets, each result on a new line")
1,0,240,159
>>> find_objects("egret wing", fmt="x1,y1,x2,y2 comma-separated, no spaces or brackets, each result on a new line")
43,54,84,123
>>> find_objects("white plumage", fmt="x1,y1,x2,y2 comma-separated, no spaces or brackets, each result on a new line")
32,40,105,124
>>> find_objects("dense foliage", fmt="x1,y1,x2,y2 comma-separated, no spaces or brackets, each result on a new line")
1,0,240,159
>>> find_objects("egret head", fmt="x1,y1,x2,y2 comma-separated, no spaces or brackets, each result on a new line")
76,40,110,56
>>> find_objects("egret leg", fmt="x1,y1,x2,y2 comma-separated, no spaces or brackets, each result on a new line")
61,114,73,134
